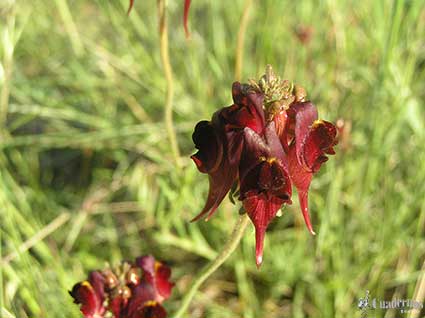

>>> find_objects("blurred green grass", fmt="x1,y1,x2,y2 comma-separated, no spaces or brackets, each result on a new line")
1,0,425,317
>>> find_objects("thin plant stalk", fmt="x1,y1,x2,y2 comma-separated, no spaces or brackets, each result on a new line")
234,0,253,81
157,0,181,167
408,259,425,318
54,0,84,55
0,224,3,316
173,213,250,318
0,6,15,135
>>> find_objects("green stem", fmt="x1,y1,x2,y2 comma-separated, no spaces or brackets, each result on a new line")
234,0,253,81
173,213,250,318
157,0,181,167
0,8,14,135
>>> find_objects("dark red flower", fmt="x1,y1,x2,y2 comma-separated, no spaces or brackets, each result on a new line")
69,271,106,318
136,255,174,303
190,82,264,222
239,123,292,266
70,256,173,318
287,102,337,234
191,66,337,266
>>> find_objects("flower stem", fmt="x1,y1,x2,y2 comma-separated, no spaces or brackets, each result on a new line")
157,0,181,167
173,213,250,318
0,4,15,136
234,0,253,81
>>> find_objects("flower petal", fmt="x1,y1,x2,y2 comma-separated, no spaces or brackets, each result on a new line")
301,120,337,172
109,293,129,318
191,128,243,222
220,82,265,134
126,282,157,318
69,272,105,318
264,121,287,163
136,256,174,303
287,143,315,235
290,101,319,166
191,121,223,174
273,110,289,152
242,194,285,267
240,154,292,267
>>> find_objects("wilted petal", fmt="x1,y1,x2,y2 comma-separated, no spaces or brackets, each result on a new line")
136,256,174,303
69,271,105,318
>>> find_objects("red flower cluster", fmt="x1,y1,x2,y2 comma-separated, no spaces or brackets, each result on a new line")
69,255,174,318
191,66,337,267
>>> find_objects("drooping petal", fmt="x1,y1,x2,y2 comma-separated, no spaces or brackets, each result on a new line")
239,150,292,267
288,121,337,234
69,271,105,318
242,194,286,267
191,84,267,222
191,122,243,221
288,141,315,235
136,256,174,303
183,0,192,38
191,121,223,174
297,190,315,235
286,102,337,235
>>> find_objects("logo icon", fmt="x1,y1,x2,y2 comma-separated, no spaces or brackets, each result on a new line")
358,290,370,318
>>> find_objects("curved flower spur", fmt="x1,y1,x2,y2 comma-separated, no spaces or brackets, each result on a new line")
191,65,337,267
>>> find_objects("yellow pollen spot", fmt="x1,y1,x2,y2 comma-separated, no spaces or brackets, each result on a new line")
267,157,277,164
312,119,324,128
81,281,94,291
259,156,267,162
143,300,158,307
154,261,162,272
